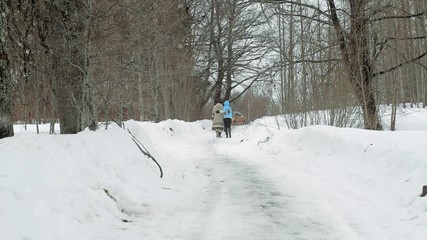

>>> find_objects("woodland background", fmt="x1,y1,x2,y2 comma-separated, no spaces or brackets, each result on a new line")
1,0,426,137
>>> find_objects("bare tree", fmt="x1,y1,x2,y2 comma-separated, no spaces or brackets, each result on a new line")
257,0,426,130
42,1,87,134
194,0,273,105
1,0,41,137
326,0,382,129
0,1,14,138
4,0,426,133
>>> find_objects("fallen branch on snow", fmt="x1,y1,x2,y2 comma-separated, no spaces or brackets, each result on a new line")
421,185,427,197
103,188,132,223
127,129,163,178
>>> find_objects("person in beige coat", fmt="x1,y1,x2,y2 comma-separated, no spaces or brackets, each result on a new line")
212,100,224,138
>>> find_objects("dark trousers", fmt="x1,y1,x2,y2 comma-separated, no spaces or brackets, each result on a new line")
223,118,232,138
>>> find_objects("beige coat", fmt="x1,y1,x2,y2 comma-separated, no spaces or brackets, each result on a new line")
212,103,224,131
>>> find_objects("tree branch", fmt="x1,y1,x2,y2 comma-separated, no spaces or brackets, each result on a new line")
127,129,163,178
273,12,332,26
327,0,348,62
251,0,330,18
386,36,427,41
373,50,427,78
370,11,424,23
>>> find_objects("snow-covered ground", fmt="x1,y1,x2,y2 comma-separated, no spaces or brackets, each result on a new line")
1,108,427,240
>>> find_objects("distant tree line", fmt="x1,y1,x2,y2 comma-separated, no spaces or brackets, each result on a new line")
259,0,426,130
1,0,426,138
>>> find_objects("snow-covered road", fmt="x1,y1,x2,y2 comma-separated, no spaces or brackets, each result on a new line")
150,125,425,240
195,146,291,240
159,135,338,240
119,131,339,240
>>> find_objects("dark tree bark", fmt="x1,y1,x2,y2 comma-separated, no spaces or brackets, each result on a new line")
327,0,381,130
45,1,86,134
0,1,14,139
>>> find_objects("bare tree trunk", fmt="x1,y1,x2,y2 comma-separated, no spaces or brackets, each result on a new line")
327,0,381,130
287,4,295,113
82,0,97,131
224,0,237,101
212,0,225,101
277,7,286,114
389,67,399,131
0,1,14,138
299,0,308,125
47,1,85,134
412,0,427,107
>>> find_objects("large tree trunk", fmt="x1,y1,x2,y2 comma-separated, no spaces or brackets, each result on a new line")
47,1,85,134
82,0,97,131
348,0,381,130
212,0,225,102
328,0,381,130
0,1,14,139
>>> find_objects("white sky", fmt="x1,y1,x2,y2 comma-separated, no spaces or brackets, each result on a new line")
1,107,427,240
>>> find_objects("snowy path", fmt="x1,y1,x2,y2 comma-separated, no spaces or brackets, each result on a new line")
119,133,337,240
195,146,290,239
75,125,422,240
158,129,410,240
180,137,336,240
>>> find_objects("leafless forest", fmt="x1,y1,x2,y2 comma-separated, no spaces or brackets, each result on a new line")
1,0,426,138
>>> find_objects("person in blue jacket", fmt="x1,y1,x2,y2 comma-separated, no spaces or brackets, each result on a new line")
221,100,233,138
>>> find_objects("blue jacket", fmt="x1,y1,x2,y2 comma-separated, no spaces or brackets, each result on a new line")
222,101,233,119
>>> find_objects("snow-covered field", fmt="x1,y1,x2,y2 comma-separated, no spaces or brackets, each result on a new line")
1,107,427,240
